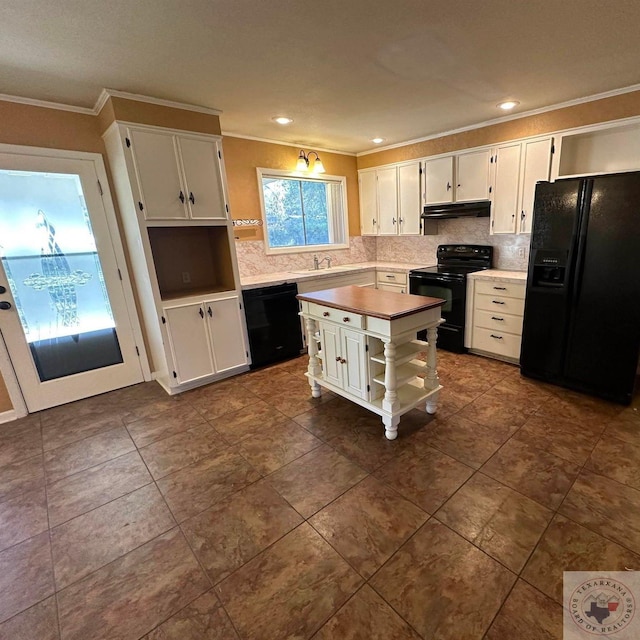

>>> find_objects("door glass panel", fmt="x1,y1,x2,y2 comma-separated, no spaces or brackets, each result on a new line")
0,169,123,381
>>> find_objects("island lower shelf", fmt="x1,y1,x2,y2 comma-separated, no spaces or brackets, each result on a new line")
297,286,445,440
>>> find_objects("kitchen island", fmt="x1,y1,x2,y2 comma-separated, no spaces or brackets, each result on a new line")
297,286,445,440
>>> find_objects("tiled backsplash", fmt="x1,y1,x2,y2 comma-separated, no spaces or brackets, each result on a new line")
234,218,530,277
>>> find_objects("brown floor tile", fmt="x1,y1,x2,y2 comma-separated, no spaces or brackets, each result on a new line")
435,473,552,572
125,404,207,449
120,395,187,425
0,531,54,623
232,420,322,475
57,528,209,640
41,412,123,452
182,480,302,584
559,469,640,555
0,596,59,640
43,427,135,484
535,394,616,429
605,410,640,444
143,590,238,639
482,439,580,509
459,392,536,430
207,400,290,444
236,367,296,397
267,445,367,518
254,373,336,418
190,384,261,421
522,514,640,604
370,519,516,639
313,585,421,640
514,413,601,466
486,375,553,413
51,483,175,589
426,414,515,468
157,449,261,522
434,377,491,406
586,434,640,490
140,424,228,479
216,523,362,640
0,488,48,552
375,446,474,514
47,450,151,527
309,476,427,578
0,418,43,467
0,454,45,501
485,579,562,640
293,397,373,441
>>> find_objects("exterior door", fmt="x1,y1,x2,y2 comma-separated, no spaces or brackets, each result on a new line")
0,151,144,412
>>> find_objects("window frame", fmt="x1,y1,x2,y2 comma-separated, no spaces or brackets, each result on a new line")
256,167,349,255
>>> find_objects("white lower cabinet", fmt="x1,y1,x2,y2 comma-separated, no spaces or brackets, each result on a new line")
376,270,407,294
467,275,526,363
163,295,248,384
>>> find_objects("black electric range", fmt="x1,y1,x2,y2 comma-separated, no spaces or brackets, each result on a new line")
409,245,493,352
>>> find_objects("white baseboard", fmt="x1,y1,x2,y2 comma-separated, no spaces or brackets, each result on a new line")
0,409,18,424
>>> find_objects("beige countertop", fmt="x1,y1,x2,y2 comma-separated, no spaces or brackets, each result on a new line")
468,269,527,284
240,261,431,289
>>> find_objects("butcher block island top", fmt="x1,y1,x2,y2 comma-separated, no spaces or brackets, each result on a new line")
297,286,446,440
297,285,445,320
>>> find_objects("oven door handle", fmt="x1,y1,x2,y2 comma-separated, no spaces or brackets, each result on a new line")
409,275,463,284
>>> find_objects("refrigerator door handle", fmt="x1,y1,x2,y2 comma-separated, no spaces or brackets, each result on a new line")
572,179,593,301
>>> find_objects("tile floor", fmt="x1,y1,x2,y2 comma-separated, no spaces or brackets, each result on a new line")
0,351,639,639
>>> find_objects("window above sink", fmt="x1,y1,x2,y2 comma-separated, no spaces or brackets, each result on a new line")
257,168,349,255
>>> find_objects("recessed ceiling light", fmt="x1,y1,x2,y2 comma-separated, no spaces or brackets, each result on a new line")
272,116,293,125
497,101,520,111
371,137,385,144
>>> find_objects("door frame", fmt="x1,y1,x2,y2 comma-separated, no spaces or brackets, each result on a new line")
0,143,151,417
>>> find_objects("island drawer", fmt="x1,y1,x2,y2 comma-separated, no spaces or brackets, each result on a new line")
474,309,523,335
475,280,525,299
308,302,364,329
376,271,407,285
475,293,525,316
472,326,522,360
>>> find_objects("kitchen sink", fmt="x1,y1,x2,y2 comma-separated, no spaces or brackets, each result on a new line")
288,265,364,275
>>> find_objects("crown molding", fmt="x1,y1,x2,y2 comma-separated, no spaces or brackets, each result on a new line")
357,82,640,156
96,89,222,116
221,131,356,157
0,92,95,115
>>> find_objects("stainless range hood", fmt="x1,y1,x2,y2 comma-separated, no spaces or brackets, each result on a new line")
421,200,491,219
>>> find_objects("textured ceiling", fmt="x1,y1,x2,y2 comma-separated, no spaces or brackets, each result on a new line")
2,0,640,152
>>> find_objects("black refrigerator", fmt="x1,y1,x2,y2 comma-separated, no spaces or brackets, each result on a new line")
520,171,640,405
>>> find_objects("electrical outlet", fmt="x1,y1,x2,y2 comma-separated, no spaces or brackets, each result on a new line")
517,247,526,260
181,271,191,284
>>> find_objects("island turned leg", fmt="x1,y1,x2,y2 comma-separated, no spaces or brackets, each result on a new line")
382,339,400,440
305,317,322,398
424,325,440,414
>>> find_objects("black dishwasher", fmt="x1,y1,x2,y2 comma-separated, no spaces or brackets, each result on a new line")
242,282,304,369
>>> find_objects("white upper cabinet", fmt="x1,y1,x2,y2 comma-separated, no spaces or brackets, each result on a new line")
490,136,553,235
519,138,553,233
455,149,492,202
423,156,454,204
359,162,421,236
128,127,228,222
423,150,491,204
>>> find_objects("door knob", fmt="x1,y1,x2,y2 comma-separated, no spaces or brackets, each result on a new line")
0,301,12,310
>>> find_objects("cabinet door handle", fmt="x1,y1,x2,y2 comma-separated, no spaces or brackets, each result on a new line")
179,191,185,203
492,300,505,305
490,334,504,340
399,218,403,225
446,182,451,191
372,219,377,226
189,192,195,205
323,311,330,317
198,307,204,318
392,218,397,225
335,356,341,362
491,316,504,321
340,357,346,364
493,286,506,290
521,210,525,221
343,317,350,323
207,306,212,317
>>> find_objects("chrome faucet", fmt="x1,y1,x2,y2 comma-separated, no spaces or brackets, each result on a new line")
313,255,332,270
313,254,320,270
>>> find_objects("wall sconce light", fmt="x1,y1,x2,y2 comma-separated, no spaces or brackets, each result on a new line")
296,150,325,173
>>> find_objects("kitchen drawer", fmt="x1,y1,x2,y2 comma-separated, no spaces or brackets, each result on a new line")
308,302,364,329
475,280,525,299
377,283,407,294
472,326,522,360
475,293,525,316
474,309,523,335
376,270,407,285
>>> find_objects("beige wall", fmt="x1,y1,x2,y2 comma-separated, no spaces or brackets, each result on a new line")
222,137,360,240
357,90,640,169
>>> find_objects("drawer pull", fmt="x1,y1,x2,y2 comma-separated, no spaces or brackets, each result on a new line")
343,317,350,323
490,334,504,340
491,316,504,321
385,274,396,279
492,300,505,305
323,311,330,317
335,356,341,362
336,356,346,364
493,286,506,290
